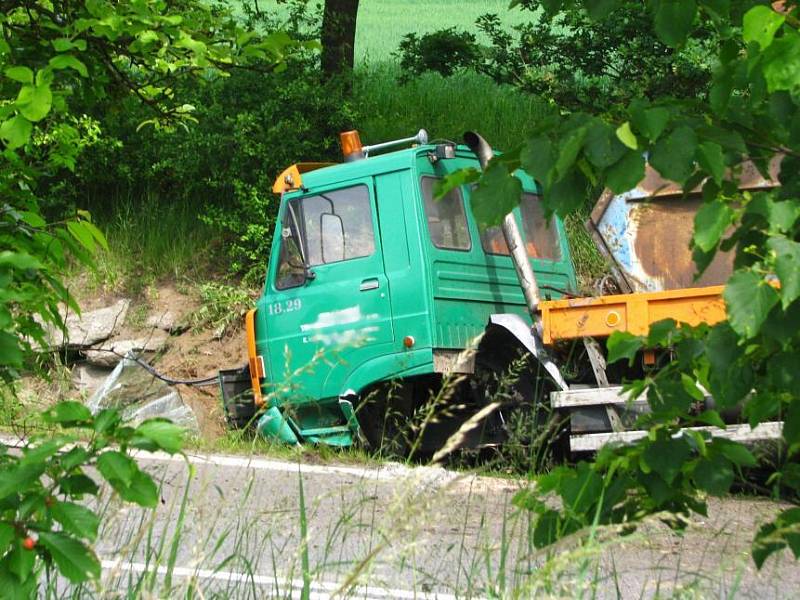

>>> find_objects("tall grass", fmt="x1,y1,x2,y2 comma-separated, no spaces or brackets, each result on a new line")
357,64,550,150
84,193,217,292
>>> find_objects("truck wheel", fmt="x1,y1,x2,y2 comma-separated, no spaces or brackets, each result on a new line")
472,343,565,470
356,381,413,457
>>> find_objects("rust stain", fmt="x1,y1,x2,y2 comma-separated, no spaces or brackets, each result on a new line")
632,196,735,289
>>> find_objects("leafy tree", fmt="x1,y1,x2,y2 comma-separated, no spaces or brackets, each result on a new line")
0,0,301,378
395,1,718,113
463,0,800,567
0,0,299,591
0,405,185,593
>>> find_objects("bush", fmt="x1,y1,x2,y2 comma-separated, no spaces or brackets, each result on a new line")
42,1,356,280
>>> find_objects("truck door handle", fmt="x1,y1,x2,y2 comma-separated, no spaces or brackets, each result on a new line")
359,278,380,291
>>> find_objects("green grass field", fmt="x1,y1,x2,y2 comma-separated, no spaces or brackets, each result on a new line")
354,0,529,62
249,0,530,63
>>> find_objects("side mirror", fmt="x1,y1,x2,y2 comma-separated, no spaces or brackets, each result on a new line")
321,212,345,263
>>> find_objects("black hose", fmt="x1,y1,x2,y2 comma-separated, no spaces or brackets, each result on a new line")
81,348,219,387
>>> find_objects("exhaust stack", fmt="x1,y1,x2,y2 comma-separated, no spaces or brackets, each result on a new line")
463,131,542,316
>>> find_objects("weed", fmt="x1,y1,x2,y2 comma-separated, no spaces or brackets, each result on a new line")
192,282,257,336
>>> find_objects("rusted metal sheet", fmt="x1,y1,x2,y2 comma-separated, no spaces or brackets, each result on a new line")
588,158,781,293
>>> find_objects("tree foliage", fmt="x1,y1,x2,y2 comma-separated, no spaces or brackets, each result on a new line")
0,405,185,593
463,0,800,567
395,0,718,113
0,0,301,590
0,0,306,377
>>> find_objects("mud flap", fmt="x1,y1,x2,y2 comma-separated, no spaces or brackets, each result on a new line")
488,314,569,392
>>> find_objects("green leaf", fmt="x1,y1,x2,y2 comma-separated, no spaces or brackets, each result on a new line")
642,438,692,484
743,5,785,50
0,523,14,551
545,170,586,215
0,462,45,501
48,55,88,77
784,400,800,451
555,126,588,177
762,33,800,93
715,439,757,467
96,451,136,487
696,141,725,184
693,454,733,495
0,251,41,270
650,126,698,185
81,220,109,251
51,501,99,542
606,151,645,193
744,393,781,428
471,161,522,228
752,522,785,568
16,84,53,122
93,409,121,434
59,474,99,497
630,104,671,142
434,168,479,200
0,331,23,367
615,122,638,150
647,318,677,346
606,331,644,366
5,66,33,84
653,0,697,47
66,221,96,253
117,470,159,507
723,271,780,338
133,419,184,454
584,0,620,20
584,122,626,168
37,532,100,583
533,509,561,548
520,136,556,185
693,200,733,252
0,115,32,149
767,237,800,309
43,401,92,426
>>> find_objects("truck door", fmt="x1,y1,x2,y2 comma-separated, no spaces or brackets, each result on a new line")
263,180,394,402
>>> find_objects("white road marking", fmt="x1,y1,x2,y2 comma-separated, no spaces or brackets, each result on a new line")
134,448,403,481
100,559,470,600
0,435,444,483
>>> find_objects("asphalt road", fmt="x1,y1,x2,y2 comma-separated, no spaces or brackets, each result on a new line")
90,450,799,599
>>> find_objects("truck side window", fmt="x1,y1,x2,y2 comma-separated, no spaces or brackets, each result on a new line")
421,176,471,251
520,193,561,260
481,226,510,255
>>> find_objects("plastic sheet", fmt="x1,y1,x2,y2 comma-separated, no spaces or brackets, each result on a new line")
87,354,200,434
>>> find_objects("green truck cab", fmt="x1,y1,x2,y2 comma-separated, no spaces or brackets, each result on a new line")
230,131,578,449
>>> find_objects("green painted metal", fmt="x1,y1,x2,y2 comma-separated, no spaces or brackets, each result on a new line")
252,143,578,445
256,406,300,445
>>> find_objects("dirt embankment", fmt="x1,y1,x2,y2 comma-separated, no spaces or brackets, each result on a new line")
61,283,249,441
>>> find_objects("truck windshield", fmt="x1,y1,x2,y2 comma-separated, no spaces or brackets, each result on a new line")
420,176,471,251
